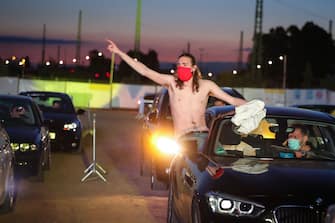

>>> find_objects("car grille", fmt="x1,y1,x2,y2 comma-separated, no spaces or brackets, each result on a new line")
274,206,323,223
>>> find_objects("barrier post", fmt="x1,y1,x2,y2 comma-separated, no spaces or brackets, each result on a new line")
81,113,107,182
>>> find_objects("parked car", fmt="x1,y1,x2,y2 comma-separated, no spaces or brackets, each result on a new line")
292,104,335,116
167,105,335,223
0,95,51,181
140,87,245,189
0,123,16,213
19,91,85,151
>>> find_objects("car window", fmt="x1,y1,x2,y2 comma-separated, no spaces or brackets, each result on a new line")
0,100,36,126
28,95,75,114
213,117,335,161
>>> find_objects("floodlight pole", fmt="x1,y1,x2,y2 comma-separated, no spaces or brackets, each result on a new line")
81,113,107,182
109,53,115,109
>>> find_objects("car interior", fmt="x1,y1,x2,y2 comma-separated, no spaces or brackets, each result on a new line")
213,117,335,160
0,102,35,126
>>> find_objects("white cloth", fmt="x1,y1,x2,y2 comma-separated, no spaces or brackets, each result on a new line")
231,99,266,135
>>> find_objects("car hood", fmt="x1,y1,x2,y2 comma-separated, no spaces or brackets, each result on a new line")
204,157,335,207
6,126,40,143
43,112,78,123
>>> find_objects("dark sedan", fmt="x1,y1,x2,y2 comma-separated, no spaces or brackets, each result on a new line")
19,91,85,151
0,95,51,181
292,104,335,116
0,123,16,213
167,106,335,223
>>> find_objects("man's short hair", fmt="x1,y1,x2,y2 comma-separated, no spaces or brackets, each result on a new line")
291,124,310,136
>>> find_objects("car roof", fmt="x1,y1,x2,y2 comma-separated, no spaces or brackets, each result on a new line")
19,91,71,98
0,94,34,102
207,105,335,123
221,87,245,99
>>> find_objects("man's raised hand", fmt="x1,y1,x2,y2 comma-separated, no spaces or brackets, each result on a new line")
106,39,120,54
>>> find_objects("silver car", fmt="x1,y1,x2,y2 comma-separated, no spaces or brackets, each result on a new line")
0,123,16,213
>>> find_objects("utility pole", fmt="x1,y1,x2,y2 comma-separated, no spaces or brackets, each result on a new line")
237,31,244,71
75,10,82,64
187,41,191,54
251,0,263,80
57,45,61,63
134,0,142,55
41,24,46,65
329,20,333,38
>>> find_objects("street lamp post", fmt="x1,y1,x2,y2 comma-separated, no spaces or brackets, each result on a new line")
279,55,287,89
109,53,115,109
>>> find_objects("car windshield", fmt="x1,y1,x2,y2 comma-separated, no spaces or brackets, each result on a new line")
213,117,335,161
0,99,36,126
27,95,75,114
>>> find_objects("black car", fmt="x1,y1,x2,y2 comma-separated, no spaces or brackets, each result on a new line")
0,95,51,181
167,106,335,223
19,91,85,151
292,104,335,116
0,123,16,213
140,87,245,190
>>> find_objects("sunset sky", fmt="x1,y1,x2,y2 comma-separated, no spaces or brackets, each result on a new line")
0,0,334,65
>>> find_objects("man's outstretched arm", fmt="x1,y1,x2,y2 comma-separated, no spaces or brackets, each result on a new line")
106,39,172,86
208,81,247,106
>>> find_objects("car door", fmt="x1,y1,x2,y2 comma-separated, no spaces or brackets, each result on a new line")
0,126,10,201
32,102,50,168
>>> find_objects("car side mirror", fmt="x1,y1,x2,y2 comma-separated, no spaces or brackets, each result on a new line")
43,119,53,127
181,139,198,155
77,109,86,115
148,110,158,123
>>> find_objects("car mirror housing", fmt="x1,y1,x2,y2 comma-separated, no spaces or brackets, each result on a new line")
77,109,86,115
181,139,198,155
148,110,158,123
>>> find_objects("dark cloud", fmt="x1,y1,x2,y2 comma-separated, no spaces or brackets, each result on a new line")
0,35,89,45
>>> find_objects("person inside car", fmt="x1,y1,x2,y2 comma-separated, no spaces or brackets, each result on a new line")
52,100,62,110
106,39,248,148
282,124,313,158
10,105,26,118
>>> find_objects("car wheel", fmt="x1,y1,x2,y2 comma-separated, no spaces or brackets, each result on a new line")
150,172,168,191
191,200,202,223
140,135,151,176
32,155,44,182
76,140,83,153
44,141,51,171
0,162,16,213
167,184,179,223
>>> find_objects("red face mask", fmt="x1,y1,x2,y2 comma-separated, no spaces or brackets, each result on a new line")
177,66,193,81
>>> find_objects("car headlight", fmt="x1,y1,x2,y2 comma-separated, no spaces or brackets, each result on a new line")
207,192,265,217
63,122,78,131
10,143,38,152
152,136,180,155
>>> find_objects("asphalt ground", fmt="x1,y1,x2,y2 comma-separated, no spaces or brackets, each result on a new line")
0,109,168,223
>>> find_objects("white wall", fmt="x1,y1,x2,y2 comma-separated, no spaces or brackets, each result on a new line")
0,77,334,109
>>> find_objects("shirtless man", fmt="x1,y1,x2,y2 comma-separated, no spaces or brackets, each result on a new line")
107,39,246,140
